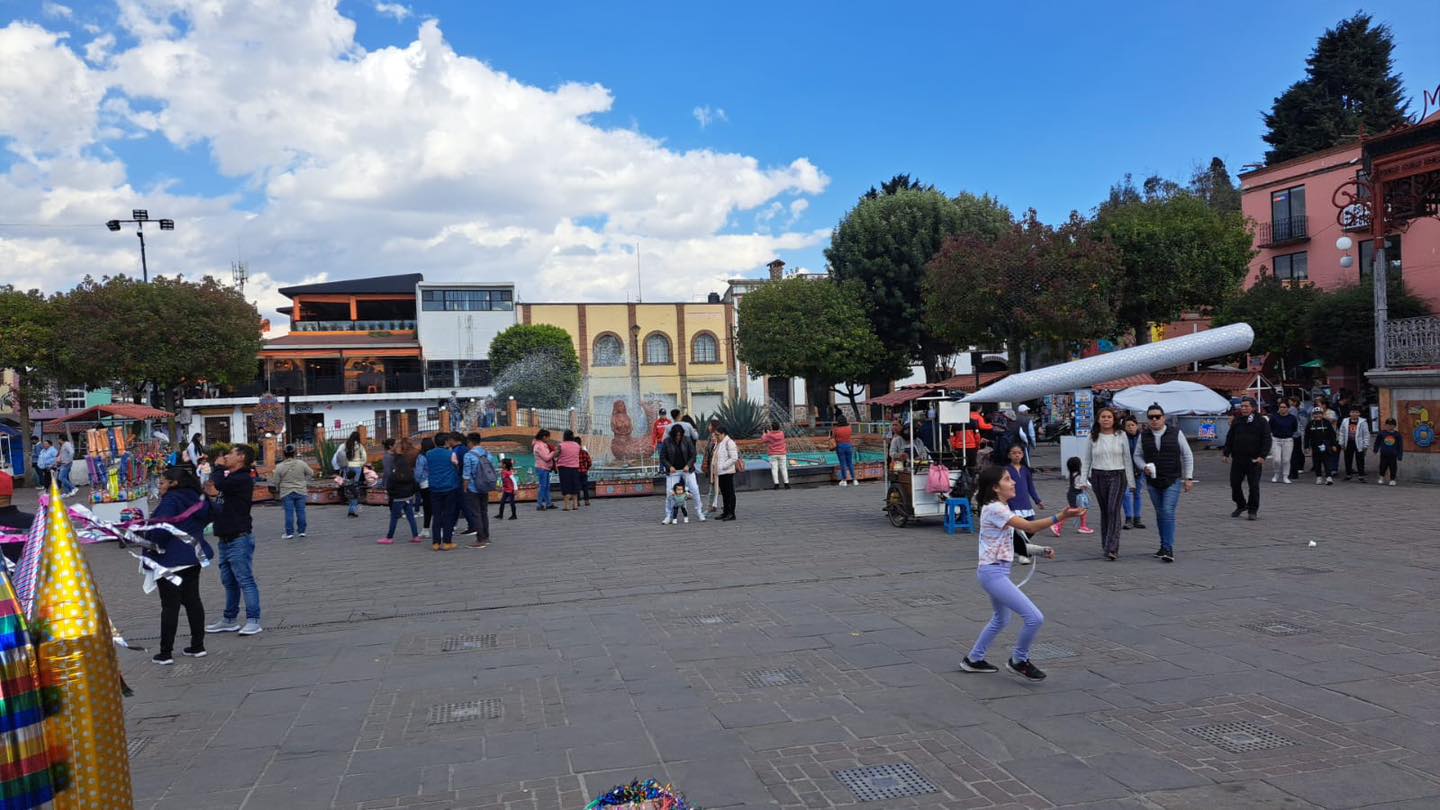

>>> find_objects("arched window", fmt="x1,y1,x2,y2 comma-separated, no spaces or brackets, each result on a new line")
644,332,673,365
691,332,719,364
593,333,625,367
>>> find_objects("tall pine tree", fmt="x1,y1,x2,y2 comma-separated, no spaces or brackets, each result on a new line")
1262,13,1409,164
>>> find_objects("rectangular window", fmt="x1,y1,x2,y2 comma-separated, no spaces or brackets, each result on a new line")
1270,185,1307,242
63,387,86,409
419,288,515,312
457,360,492,387
1359,236,1402,279
1273,251,1308,281
426,360,456,389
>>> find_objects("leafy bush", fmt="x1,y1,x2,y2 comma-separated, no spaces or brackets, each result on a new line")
713,397,768,440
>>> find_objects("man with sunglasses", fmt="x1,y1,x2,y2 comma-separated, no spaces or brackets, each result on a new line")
1133,405,1194,563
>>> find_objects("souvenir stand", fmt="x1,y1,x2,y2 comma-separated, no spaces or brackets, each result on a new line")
45,403,174,523
870,386,970,529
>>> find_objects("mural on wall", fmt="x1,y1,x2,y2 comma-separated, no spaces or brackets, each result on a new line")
1398,401,1437,452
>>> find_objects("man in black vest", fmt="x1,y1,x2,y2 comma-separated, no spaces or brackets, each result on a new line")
1222,398,1272,520
1133,404,1195,563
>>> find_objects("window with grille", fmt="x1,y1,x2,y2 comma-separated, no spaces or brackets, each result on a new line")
420,288,514,311
593,334,625,367
691,333,719,364
644,333,672,364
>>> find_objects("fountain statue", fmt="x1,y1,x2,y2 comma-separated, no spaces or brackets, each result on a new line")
608,400,652,462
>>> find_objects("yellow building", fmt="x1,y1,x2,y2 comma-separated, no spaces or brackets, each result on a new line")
519,302,736,419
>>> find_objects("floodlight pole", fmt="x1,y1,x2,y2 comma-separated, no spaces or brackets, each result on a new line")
106,211,174,282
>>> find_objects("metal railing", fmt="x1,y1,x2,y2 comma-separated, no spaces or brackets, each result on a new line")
292,319,416,332
1258,216,1309,247
1387,315,1440,367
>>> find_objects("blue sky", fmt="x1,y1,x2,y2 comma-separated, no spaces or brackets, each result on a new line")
1,0,1438,313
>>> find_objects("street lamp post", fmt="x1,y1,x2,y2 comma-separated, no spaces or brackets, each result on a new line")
105,210,174,282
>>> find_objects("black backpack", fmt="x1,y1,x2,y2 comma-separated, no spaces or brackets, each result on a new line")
387,455,417,498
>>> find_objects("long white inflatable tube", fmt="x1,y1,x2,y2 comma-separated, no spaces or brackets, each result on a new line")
965,323,1255,404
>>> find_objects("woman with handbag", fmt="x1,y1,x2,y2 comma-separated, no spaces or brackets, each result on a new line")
712,424,741,521
831,413,857,486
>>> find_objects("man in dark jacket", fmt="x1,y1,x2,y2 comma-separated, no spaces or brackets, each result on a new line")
0,472,32,565
1222,398,1272,520
204,444,262,636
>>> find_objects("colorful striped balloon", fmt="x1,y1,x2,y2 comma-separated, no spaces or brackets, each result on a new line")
0,571,56,809
11,495,47,621
33,479,132,809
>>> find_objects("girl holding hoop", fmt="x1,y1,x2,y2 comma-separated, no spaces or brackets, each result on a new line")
960,465,1085,681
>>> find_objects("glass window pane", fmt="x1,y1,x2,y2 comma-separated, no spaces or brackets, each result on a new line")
1289,186,1306,218
645,334,671,364
1290,251,1307,280
1273,254,1291,279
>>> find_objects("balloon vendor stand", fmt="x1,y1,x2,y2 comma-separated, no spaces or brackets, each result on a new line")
84,428,151,524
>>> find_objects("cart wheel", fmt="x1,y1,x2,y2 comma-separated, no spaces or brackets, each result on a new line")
885,486,909,528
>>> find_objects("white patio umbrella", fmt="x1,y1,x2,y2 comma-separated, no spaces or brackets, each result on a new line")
1111,381,1231,416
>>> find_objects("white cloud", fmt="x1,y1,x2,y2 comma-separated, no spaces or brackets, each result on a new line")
42,2,74,19
84,32,115,64
0,1,827,330
373,2,411,21
692,105,727,128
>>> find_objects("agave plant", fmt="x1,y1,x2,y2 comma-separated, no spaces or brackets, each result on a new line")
713,397,768,440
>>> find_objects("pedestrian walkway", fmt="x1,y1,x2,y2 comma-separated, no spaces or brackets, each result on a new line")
81,451,1440,809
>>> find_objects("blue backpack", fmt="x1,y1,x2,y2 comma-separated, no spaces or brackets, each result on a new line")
469,450,499,493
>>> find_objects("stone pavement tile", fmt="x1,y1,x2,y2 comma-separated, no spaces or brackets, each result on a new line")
1002,753,1131,804
567,739,660,773
1283,659,1391,686
348,737,486,772
334,767,424,804
861,662,942,687
665,756,777,808
777,696,854,721
151,787,252,809
164,746,272,794
847,686,996,730
258,751,350,785
1260,687,1396,723
1084,751,1215,792
280,717,364,754
1350,716,1440,754
1122,671,1299,705
835,711,912,739
986,690,1118,720
241,778,341,810
1018,715,1153,756
449,750,569,789
207,714,296,750
831,642,913,670
649,728,749,762
1142,779,1320,809
739,718,853,751
711,701,786,729
1366,652,1440,674
1265,762,1440,809
953,720,1064,764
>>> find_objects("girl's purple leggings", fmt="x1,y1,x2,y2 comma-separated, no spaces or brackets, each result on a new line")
967,562,1045,663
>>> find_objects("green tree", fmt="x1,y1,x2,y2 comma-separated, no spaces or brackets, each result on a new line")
59,275,263,435
1306,281,1429,373
735,277,886,418
861,173,932,201
0,287,61,486
1262,13,1409,164
826,188,1012,381
488,324,581,409
924,210,1120,369
1189,157,1242,216
1093,180,1254,343
1211,271,1324,364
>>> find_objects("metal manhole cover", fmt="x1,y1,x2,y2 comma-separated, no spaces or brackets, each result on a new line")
1274,566,1334,575
833,764,939,801
743,667,807,688
683,615,736,626
1185,721,1296,753
901,595,952,607
1028,641,1077,660
441,633,498,651
126,737,149,758
427,699,503,724
1241,621,1312,637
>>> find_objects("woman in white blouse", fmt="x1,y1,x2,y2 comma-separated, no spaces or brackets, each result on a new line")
1081,407,1135,560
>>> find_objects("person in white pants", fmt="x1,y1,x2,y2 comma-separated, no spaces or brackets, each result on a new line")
659,424,706,523
1267,400,1300,484
761,422,790,490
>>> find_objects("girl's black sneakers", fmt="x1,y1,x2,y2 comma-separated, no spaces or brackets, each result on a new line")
1007,658,1047,681
959,657,998,673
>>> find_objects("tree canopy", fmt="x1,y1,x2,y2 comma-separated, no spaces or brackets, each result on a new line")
924,210,1121,369
1262,13,1409,164
1093,179,1254,343
488,324,581,409
1211,272,1324,363
734,277,886,416
1305,281,1428,371
0,287,61,480
826,188,1012,381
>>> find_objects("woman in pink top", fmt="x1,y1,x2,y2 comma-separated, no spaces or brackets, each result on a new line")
761,421,790,490
531,429,557,511
555,430,583,511
831,413,857,486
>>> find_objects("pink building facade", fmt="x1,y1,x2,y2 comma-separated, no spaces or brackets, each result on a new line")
1240,142,1440,308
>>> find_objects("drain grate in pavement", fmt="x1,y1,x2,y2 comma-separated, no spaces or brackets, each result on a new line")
426,699,503,724
1028,641,1078,661
833,763,939,801
900,595,952,607
1274,566,1333,575
743,667,807,688
441,633,498,652
1185,721,1296,753
126,737,150,758
1241,620,1312,637
683,614,736,626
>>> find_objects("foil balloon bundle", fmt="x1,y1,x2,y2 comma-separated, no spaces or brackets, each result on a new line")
31,480,133,809
0,572,57,809
586,779,699,810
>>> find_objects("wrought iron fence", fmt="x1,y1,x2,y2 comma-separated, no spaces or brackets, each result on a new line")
1387,315,1440,367
1258,216,1309,247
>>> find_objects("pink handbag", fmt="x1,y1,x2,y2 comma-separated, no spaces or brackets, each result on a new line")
926,463,951,494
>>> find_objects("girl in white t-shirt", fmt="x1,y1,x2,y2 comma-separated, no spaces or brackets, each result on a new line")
960,465,1084,681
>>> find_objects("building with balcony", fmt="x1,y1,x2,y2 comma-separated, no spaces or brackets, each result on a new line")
182,274,516,445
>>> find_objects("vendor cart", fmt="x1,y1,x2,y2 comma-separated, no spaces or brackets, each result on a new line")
883,394,970,528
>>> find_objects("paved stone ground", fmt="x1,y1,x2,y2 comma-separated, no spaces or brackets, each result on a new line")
54,446,1440,808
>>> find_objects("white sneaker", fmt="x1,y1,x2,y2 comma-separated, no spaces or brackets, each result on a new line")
238,621,263,636
299,532,306,537
1315,477,1323,485
1271,474,1279,483
661,517,672,525
1283,478,1292,484
206,619,240,633
683,516,689,523
419,529,430,539
838,480,848,487
282,534,294,540
1326,476,1334,484
1389,480,1397,486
